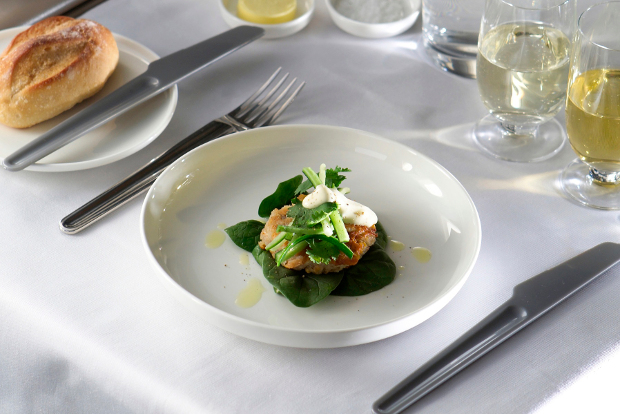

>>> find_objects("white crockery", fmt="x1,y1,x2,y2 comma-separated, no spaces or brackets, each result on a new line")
0,27,177,172
219,0,315,39
325,0,420,38
141,125,481,348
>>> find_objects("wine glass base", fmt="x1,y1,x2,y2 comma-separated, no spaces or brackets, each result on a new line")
473,114,566,162
561,159,620,210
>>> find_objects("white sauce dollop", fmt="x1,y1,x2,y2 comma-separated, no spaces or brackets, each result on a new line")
302,184,336,208
302,184,377,227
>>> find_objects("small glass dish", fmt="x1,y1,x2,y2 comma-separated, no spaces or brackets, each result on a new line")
219,0,315,39
325,0,420,38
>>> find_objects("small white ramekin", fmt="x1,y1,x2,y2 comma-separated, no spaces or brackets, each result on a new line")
325,0,420,38
219,0,316,39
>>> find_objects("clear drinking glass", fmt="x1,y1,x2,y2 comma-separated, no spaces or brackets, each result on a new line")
423,0,486,78
473,0,575,162
561,2,620,209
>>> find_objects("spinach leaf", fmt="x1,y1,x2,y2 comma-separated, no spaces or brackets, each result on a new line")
286,202,338,227
374,221,388,250
258,175,303,218
247,220,395,306
330,221,396,296
224,220,265,252
252,246,343,308
330,245,396,296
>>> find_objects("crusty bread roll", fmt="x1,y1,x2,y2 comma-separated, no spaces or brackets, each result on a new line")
0,16,119,128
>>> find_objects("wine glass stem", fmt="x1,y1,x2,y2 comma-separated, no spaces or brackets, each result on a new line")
589,167,620,185
500,122,538,137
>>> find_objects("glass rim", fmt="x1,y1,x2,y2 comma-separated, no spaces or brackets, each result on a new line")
578,1,620,52
497,0,571,12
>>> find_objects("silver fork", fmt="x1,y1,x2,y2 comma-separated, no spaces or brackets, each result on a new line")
59,68,305,234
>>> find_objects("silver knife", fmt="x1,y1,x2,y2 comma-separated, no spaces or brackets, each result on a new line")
373,242,620,414
2,25,264,172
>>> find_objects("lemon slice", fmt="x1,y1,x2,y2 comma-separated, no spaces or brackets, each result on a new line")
237,0,297,25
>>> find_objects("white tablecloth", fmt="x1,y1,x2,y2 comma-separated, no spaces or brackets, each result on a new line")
2,1,619,413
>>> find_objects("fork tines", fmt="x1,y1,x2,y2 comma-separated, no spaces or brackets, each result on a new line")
236,67,305,128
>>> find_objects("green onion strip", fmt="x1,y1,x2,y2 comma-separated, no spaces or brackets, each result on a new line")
276,234,354,267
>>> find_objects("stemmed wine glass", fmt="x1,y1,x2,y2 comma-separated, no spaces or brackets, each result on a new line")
473,0,575,162
561,2,620,209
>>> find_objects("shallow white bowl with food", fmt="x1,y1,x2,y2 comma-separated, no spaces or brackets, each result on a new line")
325,0,420,38
219,0,315,39
0,27,177,172
141,125,481,348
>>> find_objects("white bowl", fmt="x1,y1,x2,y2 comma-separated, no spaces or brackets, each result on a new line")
219,0,315,39
325,0,420,38
141,125,481,348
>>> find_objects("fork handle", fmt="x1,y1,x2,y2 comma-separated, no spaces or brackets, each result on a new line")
60,120,233,234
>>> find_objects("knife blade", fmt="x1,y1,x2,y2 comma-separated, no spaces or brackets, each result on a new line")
373,242,620,414
2,25,264,172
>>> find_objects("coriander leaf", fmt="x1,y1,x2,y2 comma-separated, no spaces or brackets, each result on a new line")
258,175,303,218
286,202,338,227
294,179,313,195
295,166,351,194
224,220,265,252
306,238,340,264
325,166,350,188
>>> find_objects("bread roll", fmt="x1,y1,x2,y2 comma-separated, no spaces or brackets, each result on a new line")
0,16,119,128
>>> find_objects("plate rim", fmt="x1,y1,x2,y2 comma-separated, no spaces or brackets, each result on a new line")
140,124,481,346
0,26,178,172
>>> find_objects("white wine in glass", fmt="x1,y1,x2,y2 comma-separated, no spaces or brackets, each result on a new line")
566,69,620,171
473,0,575,162
477,23,570,127
561,2,620,209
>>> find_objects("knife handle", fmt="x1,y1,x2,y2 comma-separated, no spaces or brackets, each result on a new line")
3,76,161,172
59,120,232,234
372,305,528,414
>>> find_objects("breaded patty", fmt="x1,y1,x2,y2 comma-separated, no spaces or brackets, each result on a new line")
258,205,377,274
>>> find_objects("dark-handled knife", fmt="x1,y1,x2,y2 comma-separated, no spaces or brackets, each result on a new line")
373,242,620,414
2,25,264,172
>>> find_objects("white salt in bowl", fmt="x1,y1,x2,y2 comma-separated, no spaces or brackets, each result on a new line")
325,0,420,38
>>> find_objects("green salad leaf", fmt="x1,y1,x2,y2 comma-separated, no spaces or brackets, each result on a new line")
286,202,338,227
224,220,265,252
252,246,343,307
258,175,303,218
306,238,342,264
325,166,351,188
294,180,313,196
330,222,395,296
374,221,388,250
226,220,396,306
224,164,396,308
295,166,351,194
330,245,396,296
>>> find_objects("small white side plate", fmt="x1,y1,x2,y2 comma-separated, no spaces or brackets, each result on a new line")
141,125,481,348
0,27,178,172
219,0,315,39
325,0,420,38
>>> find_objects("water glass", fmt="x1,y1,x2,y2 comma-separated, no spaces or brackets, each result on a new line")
423,0,485,78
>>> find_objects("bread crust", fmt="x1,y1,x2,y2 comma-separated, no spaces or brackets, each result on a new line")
0,16,119,128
